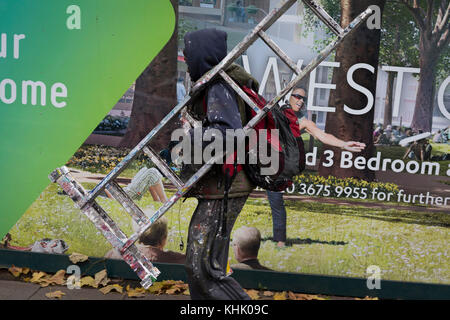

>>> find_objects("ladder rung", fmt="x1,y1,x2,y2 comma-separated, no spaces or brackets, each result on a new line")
105,181,150,227
181,108,202,128
258,31,302,75
302,0,344,36
219,70,263,115
83,95,193,207
142,146,184,191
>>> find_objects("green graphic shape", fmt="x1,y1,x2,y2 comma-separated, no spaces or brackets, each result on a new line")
0,0,175,237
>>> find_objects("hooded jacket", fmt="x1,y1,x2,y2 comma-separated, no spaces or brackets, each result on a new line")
182,29,256,199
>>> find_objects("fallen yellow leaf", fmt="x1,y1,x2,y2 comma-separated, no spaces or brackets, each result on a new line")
45,290,66,299
273,292,287,300
126,286,146,298
8,266,22,278
166,287,181,295
48,270,66,286
39,277,52,288
30,271,47,283
245,289,260,300
99,284,123,295
94,269,109,287
80,276,97,288
298,294,325,300
69,253,89,264
38,270,67,288
263,291,274,297
161,280,184,289
147,282,165,295
362,296,379,300
182,288,190,296
288,291,297,300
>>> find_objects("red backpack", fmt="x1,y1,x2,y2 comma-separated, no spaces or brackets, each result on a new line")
223,86,306,192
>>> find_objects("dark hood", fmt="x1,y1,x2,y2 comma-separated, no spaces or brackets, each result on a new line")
183,29,227,82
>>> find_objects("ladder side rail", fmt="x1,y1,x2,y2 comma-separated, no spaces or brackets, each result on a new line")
142,146,184,190
218,70,262,114
302,0,344,36
122,245,161,288
87,203,160,288
84,202,130,250
122,163,216,252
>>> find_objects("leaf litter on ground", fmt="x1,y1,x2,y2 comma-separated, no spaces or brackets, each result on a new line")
45,290,66,299
69,253,89,264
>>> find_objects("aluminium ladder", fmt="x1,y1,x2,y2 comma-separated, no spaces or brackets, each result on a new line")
49,0,374,289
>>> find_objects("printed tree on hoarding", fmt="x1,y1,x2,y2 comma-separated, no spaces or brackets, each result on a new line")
379,1,419,127
371,1,448,129
398,0,450,132
316,0,386,181
120,0,179,150
305,1,421,129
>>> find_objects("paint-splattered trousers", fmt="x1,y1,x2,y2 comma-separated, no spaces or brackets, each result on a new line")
185,196,251,300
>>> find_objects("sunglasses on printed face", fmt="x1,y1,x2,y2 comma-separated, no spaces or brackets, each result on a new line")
291,94,307,102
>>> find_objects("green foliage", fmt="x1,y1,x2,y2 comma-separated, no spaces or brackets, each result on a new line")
178,18,197,42
66,145,149,176
301,0,447,81
246,5,258,15
379,1,419,67
301,0,340,53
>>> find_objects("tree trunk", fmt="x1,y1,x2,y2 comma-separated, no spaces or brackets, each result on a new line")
405,0,449,133
383,24,400,128
383,71,394,127
409,46,438,132
119,0,179,151
318,0,385,181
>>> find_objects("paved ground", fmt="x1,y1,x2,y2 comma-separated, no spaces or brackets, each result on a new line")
0,269,359,301
0,279,191,300
0,270,189,301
